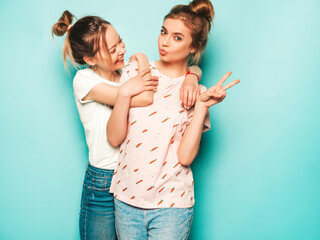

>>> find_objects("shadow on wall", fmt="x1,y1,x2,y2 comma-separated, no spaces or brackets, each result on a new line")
188,41,225,240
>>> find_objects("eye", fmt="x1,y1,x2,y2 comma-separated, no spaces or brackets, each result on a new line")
109,48,116,54
174,36,182,41
160,29,167,35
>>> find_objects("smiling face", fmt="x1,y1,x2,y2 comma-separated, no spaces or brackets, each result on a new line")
94,25,126,72
158,18,194,64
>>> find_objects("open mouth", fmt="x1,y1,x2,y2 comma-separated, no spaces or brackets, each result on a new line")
116,57,124,63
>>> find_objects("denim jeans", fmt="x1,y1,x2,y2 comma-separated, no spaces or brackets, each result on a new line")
114,198,193,240
79,164,116,240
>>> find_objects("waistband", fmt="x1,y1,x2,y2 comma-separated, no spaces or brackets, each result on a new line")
86,163,114,177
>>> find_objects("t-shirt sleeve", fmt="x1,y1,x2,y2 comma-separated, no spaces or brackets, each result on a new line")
182,85,211,133
73,72,103,104
118,61,139,86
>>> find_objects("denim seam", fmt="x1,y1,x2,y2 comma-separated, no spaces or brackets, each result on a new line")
83,172,89,240
83,208,87,240
115,208,120,240
143,210,148,230
184,208,194,240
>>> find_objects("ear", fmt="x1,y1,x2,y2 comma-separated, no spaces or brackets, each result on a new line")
191,42,201,54
190,45,199,54
190,48,198,55
83,56,96,66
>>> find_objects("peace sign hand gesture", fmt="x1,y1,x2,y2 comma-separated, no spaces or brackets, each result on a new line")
197,72,240,108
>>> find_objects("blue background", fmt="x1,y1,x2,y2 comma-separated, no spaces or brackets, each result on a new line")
1,0,319,239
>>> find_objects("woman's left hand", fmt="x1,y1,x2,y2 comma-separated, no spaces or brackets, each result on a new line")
197,72,240,108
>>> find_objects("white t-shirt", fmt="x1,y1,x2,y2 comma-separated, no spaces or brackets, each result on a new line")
73,68,119,170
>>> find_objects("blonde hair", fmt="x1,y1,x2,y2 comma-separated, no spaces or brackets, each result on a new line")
165,0,214,65
52,10,111,70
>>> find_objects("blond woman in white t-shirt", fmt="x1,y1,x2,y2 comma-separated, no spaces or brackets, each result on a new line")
52,10,202,240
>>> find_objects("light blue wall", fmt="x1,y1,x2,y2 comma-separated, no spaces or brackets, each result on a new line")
1,0,319,239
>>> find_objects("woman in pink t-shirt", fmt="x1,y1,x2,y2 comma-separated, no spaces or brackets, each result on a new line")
108,0,240,239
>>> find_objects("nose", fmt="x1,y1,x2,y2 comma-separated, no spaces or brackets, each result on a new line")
119,46,126,55
162,36,169,47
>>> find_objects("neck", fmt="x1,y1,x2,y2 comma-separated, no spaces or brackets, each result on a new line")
155,59,189,78
92,67,119,82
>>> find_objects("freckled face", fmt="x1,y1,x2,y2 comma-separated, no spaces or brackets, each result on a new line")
158,18,193,63
95,25,126,71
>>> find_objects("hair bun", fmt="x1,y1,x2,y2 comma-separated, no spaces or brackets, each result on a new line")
52,10,74,37
189,0,214,22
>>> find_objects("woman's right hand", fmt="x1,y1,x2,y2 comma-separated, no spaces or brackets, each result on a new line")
119,69,159,98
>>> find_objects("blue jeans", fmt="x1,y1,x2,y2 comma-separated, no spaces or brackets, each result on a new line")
79,164,116,240
114,198,193,240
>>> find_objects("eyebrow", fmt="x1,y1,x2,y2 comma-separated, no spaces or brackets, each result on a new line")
161,26,185,37
108,36,121,51
174,32,185,37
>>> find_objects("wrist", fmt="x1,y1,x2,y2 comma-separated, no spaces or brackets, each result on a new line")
195,99,209,112
183,76,199,89
118,86,133,99
185,77,199,87
185,70,200,82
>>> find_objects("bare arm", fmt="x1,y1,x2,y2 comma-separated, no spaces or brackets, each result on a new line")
107,54,156,146
107,69,157,147
180,65,203,109
82,53,154,107
177,104,209,166
187,65,202,81
106,89,133,147
177,72,240,166
129,53,154,106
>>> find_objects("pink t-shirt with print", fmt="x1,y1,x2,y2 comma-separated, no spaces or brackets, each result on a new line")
110,61,211,209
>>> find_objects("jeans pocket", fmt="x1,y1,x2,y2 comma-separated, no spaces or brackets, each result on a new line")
88,178,109,191
83,173,114,212
85,169,112,190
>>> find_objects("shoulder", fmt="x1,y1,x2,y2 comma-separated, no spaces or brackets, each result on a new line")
73,68,105,94
73,68,93,84
74,68,93,78
123,61,139,73
119,61,139,85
